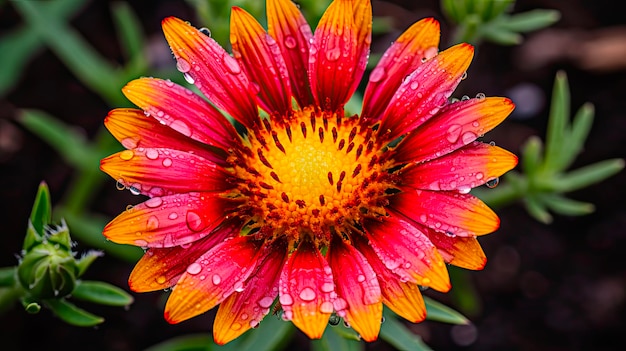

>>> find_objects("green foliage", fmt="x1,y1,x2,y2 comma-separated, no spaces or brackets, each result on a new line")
475,72,624,223
442,0,560,45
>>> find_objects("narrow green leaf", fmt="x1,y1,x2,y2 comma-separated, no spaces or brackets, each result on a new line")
72,280,133,307
75,251,104,278
424,296,469,325
498,9,561,32
312,324,364,351
380,312,432,351
29,181,52,235
541,194,595,216
45,299,104,327
145,334,214,351
18,109,98,171
523,196,553,224
0,267,17,287
441,0,462,22
481,26,522,45
558,103,595,170
490,0,515,18
111,2,144,62
520,136,543,177
551,159,625,193
542,71,570,173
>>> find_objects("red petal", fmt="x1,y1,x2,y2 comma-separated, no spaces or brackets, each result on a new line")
267,0,314,108
390,190,499,237
128,219,241,292
400,142,518,192
364,216,450,292
104,109,227,166
213,240,288,345
162,17,259,129
279,239,334,339
419,224,487,270
230,7,292,116
362,18,440,123
309,0,371,111
329,237,382,342
122,78,239,151
103,192,240,248
164,236,263,324
393,97,515,164
354,236,426,323
100,148,233,197
378,43,474,141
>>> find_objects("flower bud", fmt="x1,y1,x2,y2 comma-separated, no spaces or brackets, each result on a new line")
18,241,78,299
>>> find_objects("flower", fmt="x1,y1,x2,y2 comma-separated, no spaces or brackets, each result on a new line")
100,0,517,344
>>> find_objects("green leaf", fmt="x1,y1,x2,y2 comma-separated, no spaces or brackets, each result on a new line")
520,136,543,177
235,314,294,351
72,280,134,307
481,26,522,45
0,267,16,287
380,312,432,351
541,194,595,216
542,71,570,173
45,298,104,327
29,181,52,236
18,109,99,172
145,334,213,351
559,103,594,171
75,251,104,278
311,324,364,351
498,9,561,32
523,195,553,224
550,159,625,193
424,296,469,325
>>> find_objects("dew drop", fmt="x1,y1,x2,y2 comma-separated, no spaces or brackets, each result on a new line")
146,149,159,160
115,179,125,191
475,172,484,180
333,297,347,311
457,185,471,194
162,158,173,167
187,262,202,275
369,66,386,83
486,177,500,188
168,212,178,220
129,186,141,195
299,287,316,302
199,27,211,37
279,293,294,306
135,239,148,247
461,95,470,101
170,119,192,137
284,35,297,49
223,53,242,74
145,197,163,208
475,92,486,100
146,216,159,231
183,73,195,84
230,322,241,330
249,319,259,328
329,314,341,325
234,281,244,292
357,274,366,283
121,137,138,149
446,124,462,143
258,296,274,308
212,274,222,285
119,150,134,160
326,47,341,61
423,46,439,61
461,72,467,80
321,282,334,293
156,276,167,284
320,301,334,313
176,58,191,73
410,81,420,90
186,211,205,232
420,214,428,223
461,131,477,144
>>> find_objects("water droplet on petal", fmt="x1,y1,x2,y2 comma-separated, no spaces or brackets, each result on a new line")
249,319,259,328
461,72,467,80
333,297,347,312
410,81,420,90
420,214,428,223
284,35,297,49
446,124,462,143
329,314,341,325
369,66,386,83
461,131,477,144
486,177,500,188
475,92,486,100
145,197,163,208
146,149,159,160
326,47,340,61
357,274,366,283
186,211,205,232
187,262,202,275
170,119,192,137
321,282,334,293
146,215,159,230
199,27,211,37
258,296,274,308
176,58,191,73
279,293,294,306
223,53,242,74
162,158,173,167
183,73,195,84
119,150,134,160
299,287,316,302
234,281,244,292
458,185,471,194
423,46,439,61
212,274,221,285
121,138,138,149
115,179,126,191
156,276,167,284
320,301,334,313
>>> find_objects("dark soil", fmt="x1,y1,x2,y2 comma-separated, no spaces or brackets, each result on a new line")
1,0,624,350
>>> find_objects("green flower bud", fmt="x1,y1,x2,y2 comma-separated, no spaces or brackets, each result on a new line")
18,241,78,299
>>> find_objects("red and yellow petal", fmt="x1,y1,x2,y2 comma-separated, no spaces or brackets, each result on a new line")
162,17,259,129
394,97,515,164
379,43,474,141
419,224,487,270
400,141,518,192
103,192,240,248
279,239,334,339
230,7,292,116
309,0,371,112
104,109,227,166
213,240,288,345
128,219,242,292
363,216,450,292
267,0,313,108
354,236,426,323
100,148,233,196
164,236,263,324
390,190,499,237
362,18,440,123
329,237,382,342
121,78,239,152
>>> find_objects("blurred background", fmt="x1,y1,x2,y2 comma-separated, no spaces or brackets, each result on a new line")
0,0,625,350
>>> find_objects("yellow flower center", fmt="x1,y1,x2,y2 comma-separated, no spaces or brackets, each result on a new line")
228,107,394,244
